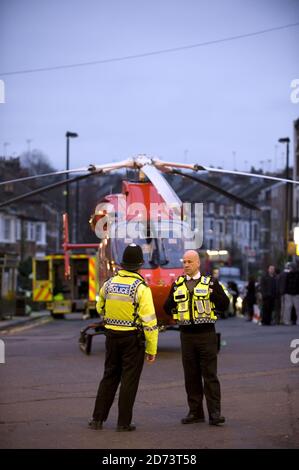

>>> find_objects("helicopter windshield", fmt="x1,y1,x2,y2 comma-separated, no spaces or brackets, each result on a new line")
111,220,193,269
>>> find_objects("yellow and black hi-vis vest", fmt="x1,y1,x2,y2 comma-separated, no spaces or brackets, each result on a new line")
96,269,158,355
173,275,217,325
101,272,145,329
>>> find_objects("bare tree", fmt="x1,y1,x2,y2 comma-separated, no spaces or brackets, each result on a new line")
20,149,56,176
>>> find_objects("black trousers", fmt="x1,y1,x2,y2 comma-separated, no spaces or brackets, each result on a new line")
262,297,275,325
92,331,145,426
180,331,221,418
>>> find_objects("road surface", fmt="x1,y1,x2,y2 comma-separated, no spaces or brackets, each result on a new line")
0,315,298,449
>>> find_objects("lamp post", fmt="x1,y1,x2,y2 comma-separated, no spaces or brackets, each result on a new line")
65,131,78,216
294,226,299,256
278,137,290,256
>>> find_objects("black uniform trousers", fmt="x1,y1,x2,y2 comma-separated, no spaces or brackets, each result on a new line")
92,330,145,426
261,297,275,325
180,330,221,419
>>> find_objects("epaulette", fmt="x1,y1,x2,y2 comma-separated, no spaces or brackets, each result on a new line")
200,275,211,285
175,276,186,287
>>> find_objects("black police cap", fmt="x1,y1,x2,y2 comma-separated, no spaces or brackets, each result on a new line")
121,243,144,271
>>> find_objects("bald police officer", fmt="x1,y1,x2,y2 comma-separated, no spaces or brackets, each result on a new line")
89,244,158,432
164,250,229,426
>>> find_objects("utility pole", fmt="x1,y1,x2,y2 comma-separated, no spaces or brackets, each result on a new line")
278,137,290,256
65,131,78,238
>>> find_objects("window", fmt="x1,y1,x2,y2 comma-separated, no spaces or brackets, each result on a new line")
112,220,193,269
26,222,35,241
253,223,258,241
36,224,42,243
16,220,21,240
4,183,13,193
4,218,11,241
23,221,28,240
30,222,35,241
36,260,49,280
209,202,215,214
35,223,46,244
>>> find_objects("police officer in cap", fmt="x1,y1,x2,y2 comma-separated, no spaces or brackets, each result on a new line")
89,244,158,432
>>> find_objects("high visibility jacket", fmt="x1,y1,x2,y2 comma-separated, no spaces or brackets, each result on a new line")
173,275,217,325
219,282,230,300
96,269,158,356
53,293,64,301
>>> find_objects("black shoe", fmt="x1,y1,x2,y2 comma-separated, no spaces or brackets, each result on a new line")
209,414,225,426
116,424,136,432
181,413,205,424
88,418,103,430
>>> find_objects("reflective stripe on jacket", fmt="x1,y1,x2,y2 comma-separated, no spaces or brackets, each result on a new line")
172,275,217,324
96,269,158,355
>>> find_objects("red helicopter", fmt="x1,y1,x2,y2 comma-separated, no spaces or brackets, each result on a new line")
89,178,187,326
1,155,298,352
60,155,265,326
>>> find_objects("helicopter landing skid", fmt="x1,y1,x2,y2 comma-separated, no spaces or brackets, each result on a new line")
79,322,105,355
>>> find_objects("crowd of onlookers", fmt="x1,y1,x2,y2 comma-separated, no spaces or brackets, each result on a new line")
242,262,299,326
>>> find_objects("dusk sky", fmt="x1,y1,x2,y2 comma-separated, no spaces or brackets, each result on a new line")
0,0,299,174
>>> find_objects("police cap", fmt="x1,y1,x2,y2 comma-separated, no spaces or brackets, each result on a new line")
121,243,144,271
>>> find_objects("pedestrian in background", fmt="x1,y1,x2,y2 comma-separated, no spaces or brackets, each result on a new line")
280,262,299,325
260,265,277,326
228,281,239,316
273,268,282,325
243,276,256,321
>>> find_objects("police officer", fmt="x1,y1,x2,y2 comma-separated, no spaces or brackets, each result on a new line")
89,244,158,432
164,250,229,426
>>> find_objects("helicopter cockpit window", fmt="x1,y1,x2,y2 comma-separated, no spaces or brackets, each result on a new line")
111,220,193,269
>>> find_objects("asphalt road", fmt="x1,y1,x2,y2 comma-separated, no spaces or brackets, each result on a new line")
0,315,299,449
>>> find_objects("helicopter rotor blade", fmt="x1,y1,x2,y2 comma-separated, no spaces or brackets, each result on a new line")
89,158,134,173
154,159,299,185
4,156,299,187
0,172,97,208
0,167,90,187
155,159,202,172
170,169,260,211
201,166,299,185
0,159,134,187
140,164,182,207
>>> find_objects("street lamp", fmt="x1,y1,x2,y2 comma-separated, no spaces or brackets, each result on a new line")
65,131,78,216
278,137,290,255
294,226,299,256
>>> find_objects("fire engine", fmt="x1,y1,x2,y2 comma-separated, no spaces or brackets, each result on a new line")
32,253,98,318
